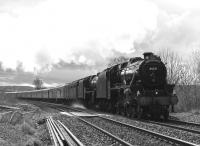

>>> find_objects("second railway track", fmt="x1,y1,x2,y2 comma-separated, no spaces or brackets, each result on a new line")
56,107,199,146
145,119,200,135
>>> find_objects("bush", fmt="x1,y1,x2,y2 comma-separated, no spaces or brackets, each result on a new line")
0,138,10,146
21,122,36,135
175,85,200,112
25,137,42,146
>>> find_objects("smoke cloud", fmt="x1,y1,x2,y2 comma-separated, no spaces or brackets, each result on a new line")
134,0,200,56
0,0,199,85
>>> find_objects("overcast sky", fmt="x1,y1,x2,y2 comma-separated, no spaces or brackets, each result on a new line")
0,0,200,86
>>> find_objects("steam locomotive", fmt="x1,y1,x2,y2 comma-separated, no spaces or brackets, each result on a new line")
6,52,178,120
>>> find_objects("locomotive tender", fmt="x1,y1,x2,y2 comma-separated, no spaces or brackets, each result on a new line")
6,52,178,120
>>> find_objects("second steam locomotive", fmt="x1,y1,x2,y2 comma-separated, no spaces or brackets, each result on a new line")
6,52,178,120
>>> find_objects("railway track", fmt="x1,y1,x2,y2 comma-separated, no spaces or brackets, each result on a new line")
169,119,200,127
93,116,200,146
36,101,134,145
32,101,200,145
56,108,198,146
46,116,84,146
145,119,200,135
59,109,134,146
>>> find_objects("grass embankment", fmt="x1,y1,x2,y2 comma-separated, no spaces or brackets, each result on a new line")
0,95,51,146
175,85,200,112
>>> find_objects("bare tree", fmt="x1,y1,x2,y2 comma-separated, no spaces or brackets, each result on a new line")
159,49,200,111
158,49,185,85
108,56,129,67
33,77,44,90
190,50,200,84
188,49,200,109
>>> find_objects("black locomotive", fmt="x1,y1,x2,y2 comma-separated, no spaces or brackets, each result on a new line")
84,52,178,120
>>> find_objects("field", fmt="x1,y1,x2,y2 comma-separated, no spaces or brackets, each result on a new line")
0,93,51,146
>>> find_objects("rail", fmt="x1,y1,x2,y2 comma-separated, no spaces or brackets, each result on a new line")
99,116,199,146
169,119,200,127
59,108,134,146
46,116,84,146
145,120,200,135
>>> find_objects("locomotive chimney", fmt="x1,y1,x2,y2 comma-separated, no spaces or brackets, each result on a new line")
143,52,153,60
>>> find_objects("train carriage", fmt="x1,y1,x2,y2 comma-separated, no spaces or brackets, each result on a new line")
54,86,64,99
96,71,110,99
68,81,78,99
42,89,49,99
59,86,65,99
49,88,53,99
78,79,84,99
64,84,69,100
